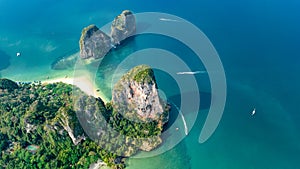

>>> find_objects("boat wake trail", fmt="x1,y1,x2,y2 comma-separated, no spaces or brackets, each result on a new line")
176,71,206,75
171,102,188,135
159,18,180,22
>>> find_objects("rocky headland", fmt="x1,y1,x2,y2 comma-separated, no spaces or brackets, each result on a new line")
19,9,169,168
74,65,170,158
51,10,136,69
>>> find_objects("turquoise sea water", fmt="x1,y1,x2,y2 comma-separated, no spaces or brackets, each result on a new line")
1,0,300,168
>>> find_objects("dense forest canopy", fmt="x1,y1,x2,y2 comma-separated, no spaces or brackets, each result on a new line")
0,78,166,169
0,79,122,169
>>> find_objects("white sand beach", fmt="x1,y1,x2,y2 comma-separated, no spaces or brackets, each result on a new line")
42,74,110,103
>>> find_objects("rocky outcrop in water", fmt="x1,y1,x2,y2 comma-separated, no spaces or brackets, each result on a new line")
111,10,136,45
79,25,111,59
112,65,169,124
79,10,136,59
51,10,136,68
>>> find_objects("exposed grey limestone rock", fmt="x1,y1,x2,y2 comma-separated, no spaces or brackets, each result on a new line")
79,25,111,59
111,10,136,45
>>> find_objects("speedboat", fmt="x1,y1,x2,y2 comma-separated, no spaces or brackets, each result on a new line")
251,108,256,116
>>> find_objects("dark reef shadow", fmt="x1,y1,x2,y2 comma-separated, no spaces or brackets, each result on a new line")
50,47,79,70
0,50,11,71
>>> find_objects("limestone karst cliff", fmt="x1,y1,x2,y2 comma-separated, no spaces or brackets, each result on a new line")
79,24,111,59
112,65,169,125
111,10,136,45
52,10,136,69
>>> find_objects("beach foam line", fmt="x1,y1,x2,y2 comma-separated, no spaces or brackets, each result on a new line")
171,102,188,135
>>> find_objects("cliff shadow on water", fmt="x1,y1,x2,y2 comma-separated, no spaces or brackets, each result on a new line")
106,35,138,61
152,69,211,131
0,49,11,71
165,91,211,131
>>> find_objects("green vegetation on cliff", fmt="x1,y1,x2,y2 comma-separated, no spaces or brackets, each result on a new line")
74,97,164,157
0,76,168,168
122,65,156,84
0,80,124,169
0,78,19,91
133,67,155,84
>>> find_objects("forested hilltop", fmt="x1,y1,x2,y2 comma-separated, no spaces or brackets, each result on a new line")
0,78,123,169
0,67,168,169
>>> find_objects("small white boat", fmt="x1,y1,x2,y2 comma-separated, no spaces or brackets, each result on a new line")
16,52,21,57
251,108,256,116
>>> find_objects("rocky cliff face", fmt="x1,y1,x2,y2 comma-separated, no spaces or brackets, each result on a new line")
57,109,86,145
111,10,136,45
79,25,111,59
78,10,136,61
112,65,168,123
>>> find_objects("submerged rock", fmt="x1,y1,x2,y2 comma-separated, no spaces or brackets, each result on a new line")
51,52,79,70
112,65,169,124
0,50,10,71
79,25,111,59
111,10,136,45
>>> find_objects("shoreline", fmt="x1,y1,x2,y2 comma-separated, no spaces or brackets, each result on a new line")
42,75,110,103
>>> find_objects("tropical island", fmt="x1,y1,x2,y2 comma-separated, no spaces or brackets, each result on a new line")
0,10,170,169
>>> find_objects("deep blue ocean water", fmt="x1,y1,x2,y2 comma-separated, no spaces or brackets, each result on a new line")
1,0,300,168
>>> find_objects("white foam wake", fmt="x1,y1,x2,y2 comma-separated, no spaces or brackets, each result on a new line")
159,18,180,22
176,71,206,75
172,102,188,135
